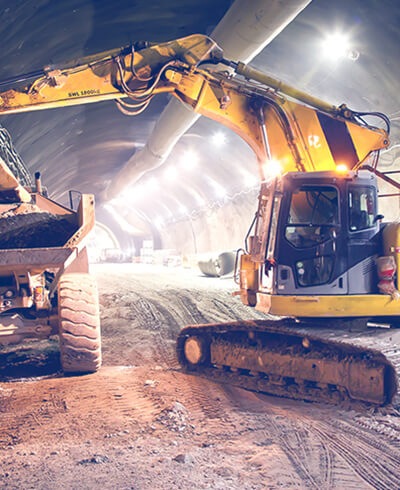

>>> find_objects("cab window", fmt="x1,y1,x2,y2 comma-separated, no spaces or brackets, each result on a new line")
285,185,338,248
348,186,376,232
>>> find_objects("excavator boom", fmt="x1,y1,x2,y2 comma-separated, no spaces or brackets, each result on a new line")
0,34,389,179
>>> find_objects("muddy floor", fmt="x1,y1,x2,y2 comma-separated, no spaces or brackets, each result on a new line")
1,263,400,489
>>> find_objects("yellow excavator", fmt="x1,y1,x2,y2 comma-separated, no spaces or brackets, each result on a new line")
0,34,398,405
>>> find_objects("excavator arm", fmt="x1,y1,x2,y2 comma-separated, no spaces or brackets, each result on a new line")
0,34,389,182
0,35,222,113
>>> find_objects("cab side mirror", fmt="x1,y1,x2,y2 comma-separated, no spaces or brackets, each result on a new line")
374,214,384,223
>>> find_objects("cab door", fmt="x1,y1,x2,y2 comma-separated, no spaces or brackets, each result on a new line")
274,176,349,295
346,182,381,293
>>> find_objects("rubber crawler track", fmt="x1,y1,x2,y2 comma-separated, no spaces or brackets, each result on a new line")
177,319,398,406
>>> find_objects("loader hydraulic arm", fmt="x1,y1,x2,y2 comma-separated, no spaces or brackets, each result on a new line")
0,34,389,179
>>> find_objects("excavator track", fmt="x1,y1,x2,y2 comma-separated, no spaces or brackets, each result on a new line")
176,319,398,406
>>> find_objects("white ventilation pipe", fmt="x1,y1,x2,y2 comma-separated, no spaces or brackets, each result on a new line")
103,0,312,201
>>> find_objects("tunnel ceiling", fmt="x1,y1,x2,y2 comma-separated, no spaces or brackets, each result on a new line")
0,0,399,239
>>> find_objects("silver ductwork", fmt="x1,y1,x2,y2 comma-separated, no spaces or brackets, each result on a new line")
103,0,312,201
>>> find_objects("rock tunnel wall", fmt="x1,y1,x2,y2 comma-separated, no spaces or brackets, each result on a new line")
160,189,258,255
159,181,400,257
378,180,400,222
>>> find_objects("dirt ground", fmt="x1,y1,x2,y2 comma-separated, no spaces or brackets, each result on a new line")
1,263,400,489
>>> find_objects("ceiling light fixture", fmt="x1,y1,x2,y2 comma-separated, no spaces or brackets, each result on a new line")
104,204,139,234
165,165,178,181
195,194,205,207
154,216,164,229
180,149,198,170
212,131,227,147
209,178,227,198
322,33,350,60
179,204,188,215
147,177,159,191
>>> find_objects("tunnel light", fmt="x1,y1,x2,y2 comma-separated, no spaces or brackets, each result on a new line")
154,216,165,229
147,177,159,191
336,163,348,173
125,185,144,202
215,186,226,198
180,149,198,170
322,33,350,60
242,171,258,188
263,158,282,178
178,204,188,215
104,204,139,234
165,165,178,182
195,194,205,207
209,178,227,199
347,49,360,61
164,207,174,219
212,131,227,147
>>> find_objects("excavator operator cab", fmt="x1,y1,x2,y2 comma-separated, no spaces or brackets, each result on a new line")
262,170,382,296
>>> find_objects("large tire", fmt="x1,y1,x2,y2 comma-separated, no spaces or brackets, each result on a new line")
58,273,101,373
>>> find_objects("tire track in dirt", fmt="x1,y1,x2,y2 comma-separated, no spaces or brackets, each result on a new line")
105,286,260,371
333,418,400,455
261,416,334,488
99,289,180,368
312,421,400,490
169,290,211,324
131,294,181,369
106,276,397,489
139,287,250,436
218,388,335,489
132,292,185,369
174,375,236,434
262,399,400,489
281,426,326,489
0,368,167,447
226,387,400,489
97,266,266,373
93,265,400,488
319,437,334,489
353,415,400,444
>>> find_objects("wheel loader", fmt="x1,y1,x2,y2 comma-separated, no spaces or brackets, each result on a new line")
0,33,398,404
0,141,100,374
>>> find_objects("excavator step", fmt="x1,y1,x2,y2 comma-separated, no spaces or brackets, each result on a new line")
176,320,398,406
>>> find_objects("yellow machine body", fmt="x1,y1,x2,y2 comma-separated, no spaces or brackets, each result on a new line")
383,223,400,289
0,34,388,179
256,293,400,318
